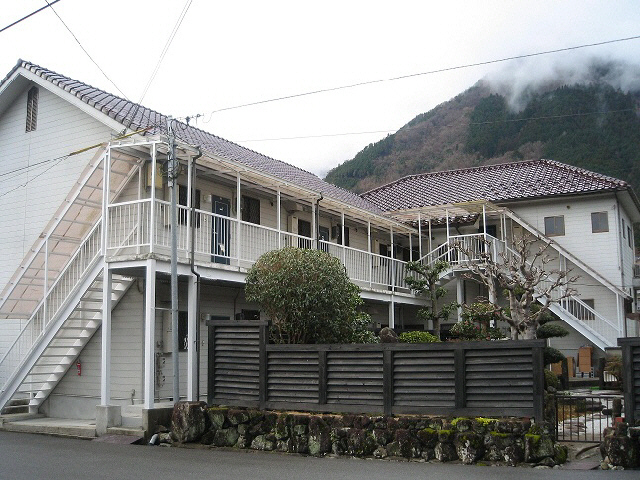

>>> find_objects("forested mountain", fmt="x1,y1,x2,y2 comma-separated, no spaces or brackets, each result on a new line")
324,77,640,195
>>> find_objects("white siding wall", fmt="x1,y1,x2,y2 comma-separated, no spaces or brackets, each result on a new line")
45,285,144,418
0,319,26,358
0,83,115,291
511,196,622,287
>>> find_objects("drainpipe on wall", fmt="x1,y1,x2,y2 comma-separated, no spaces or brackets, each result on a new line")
190,147,203,399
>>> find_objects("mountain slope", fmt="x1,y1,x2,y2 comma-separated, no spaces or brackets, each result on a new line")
324,80,640,195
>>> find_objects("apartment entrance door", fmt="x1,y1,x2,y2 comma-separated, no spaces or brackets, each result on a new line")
212,196,230,264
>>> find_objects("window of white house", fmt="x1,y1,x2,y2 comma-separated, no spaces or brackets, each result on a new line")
25,86,38,132
591,212,609,233
628,226,632,247
241,196,260,224
178,185,201,226
622,218,626,238
544,216,565,236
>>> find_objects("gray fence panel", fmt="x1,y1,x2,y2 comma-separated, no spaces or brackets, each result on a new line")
618,337,640,423
326,350,384,406
465,347,535,412
267,350,319,403
392,349,456,408
207,321,545,419
207,321,264,406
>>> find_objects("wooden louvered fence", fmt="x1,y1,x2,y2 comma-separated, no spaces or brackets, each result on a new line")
619,337,640,423
207,320,545,420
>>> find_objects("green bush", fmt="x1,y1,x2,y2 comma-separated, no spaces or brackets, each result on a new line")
544,346,565,366
245,247,373,344
398,331,440,343
536,323,569,339
450,320,483,340
544,369,560,389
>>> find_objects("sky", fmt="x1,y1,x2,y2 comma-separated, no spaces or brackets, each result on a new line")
1,1,640,178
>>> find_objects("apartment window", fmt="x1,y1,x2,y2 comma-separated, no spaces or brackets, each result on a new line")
622,218,626,238
298,219,312,249
178,311,188,351
591,212,609,233
178,185,201,226
544,215,565,236
241,196,260,224
628,226,632,247
332,225,350,247
25,86,39,132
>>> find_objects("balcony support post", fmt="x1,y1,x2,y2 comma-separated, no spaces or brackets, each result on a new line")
186,152,192,260
418,212,422,260
236,173,241,264
446,209,450,263
368,221,372,289
341,211,346,264
311,200,316,250
100,264,112,405
409,232,413,261
187,274,198,401
149,143,157,254
277,188,281,249
143,259,156,409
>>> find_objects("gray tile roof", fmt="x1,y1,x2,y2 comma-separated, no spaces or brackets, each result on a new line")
361,159,631,212
4,60,384,216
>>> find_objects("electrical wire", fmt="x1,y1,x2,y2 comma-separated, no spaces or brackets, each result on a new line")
189,34,640,118
0,126,153,198
236,108,637,143
44,1,129,99
137,0,193,103
0,0,62,34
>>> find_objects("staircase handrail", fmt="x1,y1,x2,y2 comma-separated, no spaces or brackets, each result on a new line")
502,209,627,298
0,220,102,387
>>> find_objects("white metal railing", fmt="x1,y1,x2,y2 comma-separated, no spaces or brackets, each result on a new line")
0,221,103,390
106,199,414,291
417,232,620,346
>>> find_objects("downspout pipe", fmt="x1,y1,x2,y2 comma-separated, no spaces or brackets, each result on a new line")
190,147,203,399
315,193,323,249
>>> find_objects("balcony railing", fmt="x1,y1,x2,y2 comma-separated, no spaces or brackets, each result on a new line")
106,199,416,292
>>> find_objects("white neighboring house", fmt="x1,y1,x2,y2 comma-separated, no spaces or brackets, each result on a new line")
361,160,640,364
0,60,638,431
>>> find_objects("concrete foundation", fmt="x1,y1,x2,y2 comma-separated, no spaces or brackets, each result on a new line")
96,405,121,436
143,407,174,442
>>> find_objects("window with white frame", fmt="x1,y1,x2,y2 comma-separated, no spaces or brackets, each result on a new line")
544,215,565,236
591,212,609,233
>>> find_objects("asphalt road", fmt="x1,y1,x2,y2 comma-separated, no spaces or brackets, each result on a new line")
0,431,636,479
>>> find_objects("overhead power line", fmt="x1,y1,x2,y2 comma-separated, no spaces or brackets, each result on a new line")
44,1,128,99
193,34,640,119
138,0,193,103
237,108,637,143
0,0,62,34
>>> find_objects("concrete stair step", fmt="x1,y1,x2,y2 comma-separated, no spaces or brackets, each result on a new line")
106,426,145,437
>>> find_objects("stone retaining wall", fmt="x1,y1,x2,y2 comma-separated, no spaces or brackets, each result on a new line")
600,422,640,469
165,402,567,467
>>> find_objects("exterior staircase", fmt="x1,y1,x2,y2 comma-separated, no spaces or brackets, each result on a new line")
417,212,625,350
0,145,143,414
0,264,133,413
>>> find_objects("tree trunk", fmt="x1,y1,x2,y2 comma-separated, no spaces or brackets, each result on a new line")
433,318,441,340
509,325,519,340
521,322,537,340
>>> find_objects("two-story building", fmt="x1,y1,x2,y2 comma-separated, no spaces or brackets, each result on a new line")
0,60,638,432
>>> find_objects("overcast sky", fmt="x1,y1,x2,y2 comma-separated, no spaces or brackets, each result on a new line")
1,1,640,177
